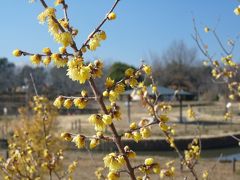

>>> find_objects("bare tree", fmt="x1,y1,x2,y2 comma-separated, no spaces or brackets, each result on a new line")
152,41,212,93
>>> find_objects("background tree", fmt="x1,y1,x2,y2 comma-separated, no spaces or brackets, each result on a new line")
49,67,83,97
0,58,16,93
152,41,216,98
17,65,47,95
108,62,136,82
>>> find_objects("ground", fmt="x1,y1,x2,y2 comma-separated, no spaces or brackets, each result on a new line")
56,100,240,138
0,100,240,179
63,151,240,180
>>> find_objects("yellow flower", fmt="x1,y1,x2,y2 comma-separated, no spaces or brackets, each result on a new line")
95,167,104,179
89,38,100,51
229,94,235,100
53,96,63,109
91,60,104,78
108,12,117,20
125,68,134,77
51,53,67,68
159,114,169,123
117,155,125,165
38,7,56,24
140,127,151,138
48,18,59,35
72,135,85,149
12,49,22,57
73,98,87,109
124,132,132,139
202,170,209,180
113,107,121,120
63,99,73,109
187,106,196,120
103,90,109,97
43,57,51,66
132,131,141,142
159,122,168,132
129,78,138,88
204,27,210,33
30,54,41,65
224,112,232,121
143,65,152,75
55,0,64,6
102,114,112,125
99,31,107,40
114,83,125,94
81,46,87,53
145,158,154,166
59,46,67,54
42,47,51,55
105,77,115,88
103,153,123,172
234,6,240,15
90,139,100,149
139,119,150,127
60,132,72,141
152,85,157,93
81,90,88,97
127,151,136,159
160,169,169,178
96,131,103,138
89,114,106,132
130,122,137,130
67,59,91,84
107,171,119,180
72,29,78,36
68,161,78,173
153,164,160,174
58,19,69,28
109,90,119,103
55,32,73,47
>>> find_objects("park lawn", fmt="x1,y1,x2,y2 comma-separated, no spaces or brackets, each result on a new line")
63,151,240,180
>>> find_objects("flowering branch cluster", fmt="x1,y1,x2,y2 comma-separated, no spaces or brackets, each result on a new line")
11,0,204,179
192,6,240,121
0,96,79,180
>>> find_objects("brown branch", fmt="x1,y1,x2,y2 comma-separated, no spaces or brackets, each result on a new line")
143,94,199,180
88,78,136,180
39,0,79,52
120,120,159,137
79,0,121,55
39,0,47,8
60,95,96,100
212,30,230,55
62,1,69,22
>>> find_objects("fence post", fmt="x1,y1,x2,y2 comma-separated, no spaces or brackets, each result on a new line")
78,119,81,133
233,158,236,172
180,162,183,172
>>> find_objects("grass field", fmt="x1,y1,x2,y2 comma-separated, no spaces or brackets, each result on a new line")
55,101,240,138
62,151,240,180
0,100,240,179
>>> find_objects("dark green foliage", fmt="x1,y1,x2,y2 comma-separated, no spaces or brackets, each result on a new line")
108,62,136,82
0,58,16,92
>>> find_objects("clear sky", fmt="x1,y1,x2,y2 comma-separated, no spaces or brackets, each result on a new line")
1,0,240,67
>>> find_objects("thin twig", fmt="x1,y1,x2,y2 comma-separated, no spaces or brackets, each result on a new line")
88,78,136,180
79,0,121,55
30,73,38,96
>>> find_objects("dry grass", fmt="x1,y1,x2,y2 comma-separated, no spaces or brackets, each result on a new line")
63,151,240,180
56,101,240,138
0,101,240,179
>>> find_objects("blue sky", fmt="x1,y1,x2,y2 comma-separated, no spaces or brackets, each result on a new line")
1,0,240,67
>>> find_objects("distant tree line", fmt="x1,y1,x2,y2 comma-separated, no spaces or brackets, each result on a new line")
151,41,222,101
0,41,224,101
